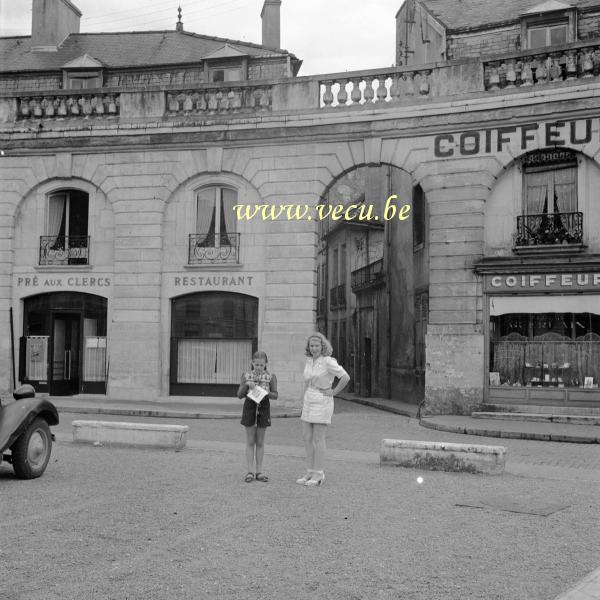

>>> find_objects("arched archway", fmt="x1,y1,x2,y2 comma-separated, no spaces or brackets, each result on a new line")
170,291,258,396
318,163,427,404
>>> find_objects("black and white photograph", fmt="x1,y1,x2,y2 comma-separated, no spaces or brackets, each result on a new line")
1,0,599,598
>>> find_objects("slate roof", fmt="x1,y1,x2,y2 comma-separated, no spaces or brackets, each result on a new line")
0,30,299,73
417,0,600,31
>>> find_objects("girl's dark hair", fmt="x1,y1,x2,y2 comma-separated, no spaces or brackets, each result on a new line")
252,351,268,362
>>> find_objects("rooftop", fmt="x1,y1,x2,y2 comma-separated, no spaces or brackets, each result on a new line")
0,30,300,74
416,0,600,31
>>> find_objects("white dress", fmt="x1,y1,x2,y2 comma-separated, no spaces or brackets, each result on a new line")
301,356,349,424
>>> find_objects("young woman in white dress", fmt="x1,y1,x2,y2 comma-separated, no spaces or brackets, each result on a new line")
296,332,350,486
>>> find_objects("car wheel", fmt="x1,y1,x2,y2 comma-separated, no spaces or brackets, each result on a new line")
11,418,52,479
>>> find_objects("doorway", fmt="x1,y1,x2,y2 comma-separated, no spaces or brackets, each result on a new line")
20,292,107,395
50,314,80,396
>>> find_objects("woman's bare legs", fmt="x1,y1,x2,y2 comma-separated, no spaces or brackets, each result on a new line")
310,424,327,482
301,420,315,470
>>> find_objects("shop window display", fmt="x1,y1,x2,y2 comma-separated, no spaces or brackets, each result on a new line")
490,312,600,388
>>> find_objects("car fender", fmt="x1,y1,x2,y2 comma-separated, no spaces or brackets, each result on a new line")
0,398,59,454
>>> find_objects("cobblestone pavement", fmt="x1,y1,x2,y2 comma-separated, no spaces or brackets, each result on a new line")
3,400,596,600
52,399,600,476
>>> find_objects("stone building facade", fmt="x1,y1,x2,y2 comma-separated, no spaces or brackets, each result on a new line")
2,0,600,413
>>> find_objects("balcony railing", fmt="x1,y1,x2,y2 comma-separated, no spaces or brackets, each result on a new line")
483,40,600,91
317,297,326,316
514,212,583,247
351,259,384,291
18,92,119,120
329,284,346,309
166,85,271,116
39,235,90,265
188,232,240,265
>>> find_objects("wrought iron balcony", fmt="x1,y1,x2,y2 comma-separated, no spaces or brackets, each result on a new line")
329,284,346,309
514,212,583,248
351,258,384,291
39,235,90,265
317,297,326,316
188,232,240,265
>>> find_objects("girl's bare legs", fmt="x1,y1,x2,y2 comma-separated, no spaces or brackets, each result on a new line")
255,426,266,474
245,426,256,473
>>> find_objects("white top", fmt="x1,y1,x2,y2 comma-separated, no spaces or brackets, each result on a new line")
303,356,348,390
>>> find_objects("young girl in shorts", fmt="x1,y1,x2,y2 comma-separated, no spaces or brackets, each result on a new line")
237,351,278,483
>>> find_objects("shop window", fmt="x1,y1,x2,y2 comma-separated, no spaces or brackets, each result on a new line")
189,186,239,264
170,292,257,395
489,312,600,388
516,150,582,246
41,190,89,265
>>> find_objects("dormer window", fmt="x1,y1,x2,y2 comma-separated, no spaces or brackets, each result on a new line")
203,44,248,83
528,22,568,48
209,67,243,83
66,72,102,89
62,54,103,90
520,1,576,50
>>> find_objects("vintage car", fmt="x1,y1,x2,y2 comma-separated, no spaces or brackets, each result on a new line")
0,384,59,479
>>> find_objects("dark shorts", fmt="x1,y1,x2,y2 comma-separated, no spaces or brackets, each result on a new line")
240,397,271,428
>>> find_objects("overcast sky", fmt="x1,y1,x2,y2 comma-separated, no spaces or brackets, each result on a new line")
0,0,404,75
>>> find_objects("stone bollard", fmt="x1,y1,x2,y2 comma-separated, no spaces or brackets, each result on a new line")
72,420,189,451
380,439,506,474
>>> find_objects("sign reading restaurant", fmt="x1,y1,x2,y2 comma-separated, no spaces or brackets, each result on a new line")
434,118,597,157
484,273,600,293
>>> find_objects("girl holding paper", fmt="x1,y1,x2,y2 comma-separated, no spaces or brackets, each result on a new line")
238,351,278,483
297,332,350,487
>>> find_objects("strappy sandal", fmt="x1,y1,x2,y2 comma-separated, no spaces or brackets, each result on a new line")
244,472,255,483
255,472,269,482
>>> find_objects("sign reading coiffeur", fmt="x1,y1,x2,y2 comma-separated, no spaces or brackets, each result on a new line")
434,118,596,158
484,273,600,293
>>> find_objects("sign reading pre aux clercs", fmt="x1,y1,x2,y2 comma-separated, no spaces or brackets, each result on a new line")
433,118,597,158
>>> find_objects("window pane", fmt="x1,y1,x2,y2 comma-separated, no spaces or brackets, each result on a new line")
224,69,242,82
550,25,568,45
528,28,547,48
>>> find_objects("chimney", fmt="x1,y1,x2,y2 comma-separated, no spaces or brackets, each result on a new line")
31,0,82,52
261,0,281,49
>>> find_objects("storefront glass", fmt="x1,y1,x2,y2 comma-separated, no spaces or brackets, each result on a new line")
490,311,600,388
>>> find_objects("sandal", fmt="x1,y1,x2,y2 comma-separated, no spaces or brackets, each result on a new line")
255,472,269,482
244,472,255,483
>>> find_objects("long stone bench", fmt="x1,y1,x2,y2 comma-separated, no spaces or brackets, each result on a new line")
380,439,506,474
72,420,189,450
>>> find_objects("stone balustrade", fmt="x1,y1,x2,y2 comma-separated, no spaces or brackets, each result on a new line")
484,41,600,90
319,67,433,107
17,92,120,120
166,85,272,116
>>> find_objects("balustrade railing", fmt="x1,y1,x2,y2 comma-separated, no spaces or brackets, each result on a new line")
351,259,384,291
167,85,271,116
39,235,90,265
320,68,432,108
514,211,583,247
484,42,600,90
18,93,119,120
188,232,240,264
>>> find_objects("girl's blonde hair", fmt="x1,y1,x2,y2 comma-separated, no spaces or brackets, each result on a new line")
304,332,333,357
252,351,268,362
